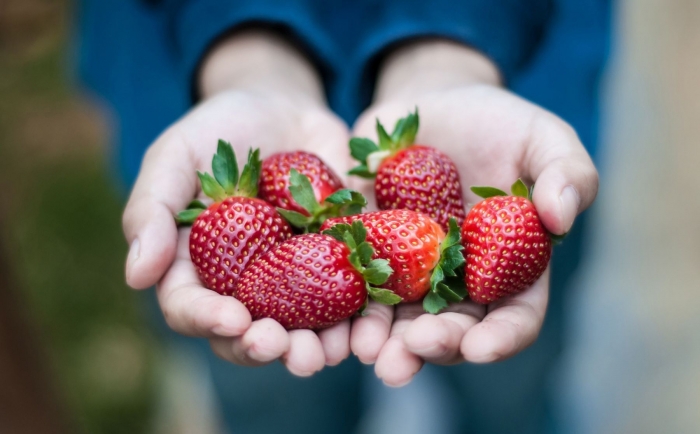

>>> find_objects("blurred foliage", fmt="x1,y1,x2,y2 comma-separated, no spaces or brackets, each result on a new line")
0,0,160,433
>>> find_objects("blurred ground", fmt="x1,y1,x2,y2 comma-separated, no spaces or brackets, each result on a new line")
555,1,700,434
0,1,158,432
1,0,699,433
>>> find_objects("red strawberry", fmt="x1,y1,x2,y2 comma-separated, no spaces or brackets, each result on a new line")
275,169,367,233
235,221,399,330
321,210,466,313
260,151,344,215
176,141,293,295
349,109,466,231
461,179,553,304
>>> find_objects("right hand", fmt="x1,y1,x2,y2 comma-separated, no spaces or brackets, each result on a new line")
122,30,354,376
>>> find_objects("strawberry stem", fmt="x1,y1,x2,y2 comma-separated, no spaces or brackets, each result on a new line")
511,179,529,199
175,142,262,227
280,169,367,233
175,199,207,225
348,108,420,178
212,139,238,194
323,221,401,305
423,217,467,314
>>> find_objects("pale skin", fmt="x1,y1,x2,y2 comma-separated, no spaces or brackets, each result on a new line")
122,30,598,383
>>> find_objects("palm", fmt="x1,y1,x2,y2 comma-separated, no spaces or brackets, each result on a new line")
348,83,596,386
124,89,355,375
172,90,352,179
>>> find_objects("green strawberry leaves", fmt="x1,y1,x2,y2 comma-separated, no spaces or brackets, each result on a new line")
511,178,529,199
363,259,393,286
176,141,262,226
424,275,469,313
423,291,449,314
212,139,238,194
324,189,366,216
423,217,467,314
323,220,401,306
391,109,419,149
174,199,208,225
348,137,381,178
203,142,261,201
367,285,401,305
288,169,322,215
471,178,530,200
550,232,567,245
197,172,227,202
376,119,393,150
236,148,261,198
348,108,420,178
349,138,379,163
470,186,508,199
279,169,367,233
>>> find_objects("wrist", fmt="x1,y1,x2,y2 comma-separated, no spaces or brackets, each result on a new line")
198,29,325,108
373,39,501,103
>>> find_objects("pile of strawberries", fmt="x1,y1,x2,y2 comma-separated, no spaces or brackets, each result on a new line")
176,110,554,330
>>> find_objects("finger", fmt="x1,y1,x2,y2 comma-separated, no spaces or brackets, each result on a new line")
317,320,351,366
298,110,353,181
123,129,199,289
374,303,425,387
281,329,326,377
461,267,549,363
403,302,485,364
210,318,290,366
526,114,599,235
157,232,252,337
350,302,394,364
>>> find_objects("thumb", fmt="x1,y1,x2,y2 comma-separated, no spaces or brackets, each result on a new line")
526,117,599,235
122,132,198,289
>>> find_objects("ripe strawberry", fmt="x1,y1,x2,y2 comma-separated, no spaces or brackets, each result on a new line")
260,151,344,215
235,221,399,330
176,141,293,295
349,109,466,231
321,210,466,313
461,179,553,304
275,169,367,233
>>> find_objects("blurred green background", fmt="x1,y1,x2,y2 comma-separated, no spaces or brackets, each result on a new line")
0,1,158,432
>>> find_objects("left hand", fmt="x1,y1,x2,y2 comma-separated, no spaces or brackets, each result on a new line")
347,40,598,386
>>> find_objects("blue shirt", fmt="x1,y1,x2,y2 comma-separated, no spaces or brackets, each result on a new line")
74,5,613,432
75,0,611,190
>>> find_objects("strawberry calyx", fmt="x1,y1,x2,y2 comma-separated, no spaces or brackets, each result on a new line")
470,178,568,245
277,169,367,233
422,217,467,314
348,108,420,178
176,141,261,225
323,220,401,308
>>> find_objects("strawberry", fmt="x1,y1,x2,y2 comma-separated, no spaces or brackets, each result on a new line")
275,169,367,233
321,210,466,313
176,141,293,295
235,221,400,330
348,109,466,231
461,179,554,304
260,151,344,215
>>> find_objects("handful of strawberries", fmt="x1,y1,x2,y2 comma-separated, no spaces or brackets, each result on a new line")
176,110,558,330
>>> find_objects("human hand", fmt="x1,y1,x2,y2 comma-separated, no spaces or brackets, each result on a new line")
348,40,599,386
122,30,354,376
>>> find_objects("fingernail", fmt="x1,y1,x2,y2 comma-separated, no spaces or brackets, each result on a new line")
382,377,413,388
247,343,282,363
559,185,580,234
414,343,447,358
468,351,499,364
213,314,247,337
126,238,140,284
